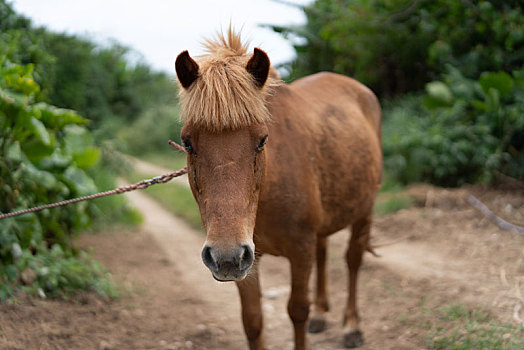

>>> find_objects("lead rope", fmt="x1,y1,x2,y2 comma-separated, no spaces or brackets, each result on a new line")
0,140,187,220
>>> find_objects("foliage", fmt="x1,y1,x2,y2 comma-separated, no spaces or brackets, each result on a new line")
0,0,178,131
272,0,524,96
0,0,176,300
0,55,121,300
119,105,183,156
383,67,524,186
37,34,177,130
10,245,118,300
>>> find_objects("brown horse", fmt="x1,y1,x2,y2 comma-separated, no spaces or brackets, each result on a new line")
175,29,382,350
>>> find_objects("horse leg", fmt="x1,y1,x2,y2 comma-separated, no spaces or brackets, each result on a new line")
236,262,264,350
308,236,329,333
288,246,314,350
343,216,371,348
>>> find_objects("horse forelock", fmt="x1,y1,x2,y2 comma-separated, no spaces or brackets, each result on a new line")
178,29,280,132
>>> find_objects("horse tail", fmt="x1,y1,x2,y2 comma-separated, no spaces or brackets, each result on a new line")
358,88,383,186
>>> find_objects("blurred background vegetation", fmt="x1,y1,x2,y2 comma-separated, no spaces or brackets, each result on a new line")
0,0,182,300
272,0,524,187
1,0,523,299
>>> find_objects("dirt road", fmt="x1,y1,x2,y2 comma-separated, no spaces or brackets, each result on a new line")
1,170,523,349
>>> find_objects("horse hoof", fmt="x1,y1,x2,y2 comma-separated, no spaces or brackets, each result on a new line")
343,330,364,348
307,317,326,333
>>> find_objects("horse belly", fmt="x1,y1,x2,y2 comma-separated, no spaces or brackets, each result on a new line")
316,114,381,235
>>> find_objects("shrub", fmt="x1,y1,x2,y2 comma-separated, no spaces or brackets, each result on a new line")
118,104,182,156
383,67,524,186
0,56,123,300
272,0,524,96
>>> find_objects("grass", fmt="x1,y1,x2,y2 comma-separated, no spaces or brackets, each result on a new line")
126,170,202,230
373,173,413,215
425,304,524,349
382,281,523,349
90,166,143,229
138,151,187,171
374,194,413,215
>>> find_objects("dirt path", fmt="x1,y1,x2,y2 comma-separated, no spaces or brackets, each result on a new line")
128,157,524,336
1,162,523,349
122,183,248,348
119,178,524,349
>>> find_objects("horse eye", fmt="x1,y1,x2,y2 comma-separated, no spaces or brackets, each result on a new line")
256,135,268,152
183,138,194,154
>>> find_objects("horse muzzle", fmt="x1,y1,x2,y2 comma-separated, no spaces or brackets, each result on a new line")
201,243,254,281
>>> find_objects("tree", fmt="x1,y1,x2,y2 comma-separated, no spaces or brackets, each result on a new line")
272,0,524,97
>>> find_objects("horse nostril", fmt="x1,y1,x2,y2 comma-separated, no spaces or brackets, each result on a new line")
239,245,254,271
202,246,219,272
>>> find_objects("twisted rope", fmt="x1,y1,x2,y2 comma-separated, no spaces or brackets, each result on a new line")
0,140,187,220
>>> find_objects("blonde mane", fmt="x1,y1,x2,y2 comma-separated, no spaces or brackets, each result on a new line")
178,29,280,131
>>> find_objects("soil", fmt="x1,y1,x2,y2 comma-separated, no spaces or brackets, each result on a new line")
1,171,523,349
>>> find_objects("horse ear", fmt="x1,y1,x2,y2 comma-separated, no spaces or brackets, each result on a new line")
176,51,199,89
246,48,270,88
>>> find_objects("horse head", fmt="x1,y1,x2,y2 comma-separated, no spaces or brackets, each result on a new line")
175,32,274,282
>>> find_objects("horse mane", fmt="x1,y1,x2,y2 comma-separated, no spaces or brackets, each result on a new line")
178,28,280,131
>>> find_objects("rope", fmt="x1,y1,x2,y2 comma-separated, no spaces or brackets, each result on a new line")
0,140,188,220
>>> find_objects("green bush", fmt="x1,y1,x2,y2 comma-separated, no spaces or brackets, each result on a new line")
1,0,178,130
383,67,524,186
10,244,118,300
0,56,123,300
119,104,182,156
272,0,524,96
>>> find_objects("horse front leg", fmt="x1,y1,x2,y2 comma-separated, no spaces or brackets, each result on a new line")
343,216,371,348
288,246,314,350
308,236,329,333
236,262,264,350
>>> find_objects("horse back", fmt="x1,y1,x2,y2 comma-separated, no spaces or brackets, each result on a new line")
290,72,381,144
258,72,382,247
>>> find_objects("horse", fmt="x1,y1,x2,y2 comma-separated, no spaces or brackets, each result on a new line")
175,29,382,350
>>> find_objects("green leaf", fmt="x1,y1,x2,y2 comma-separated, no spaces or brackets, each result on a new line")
39,151,72,170
30,117,51,146
485,88,500,111
72,147,100,169
0,88,29,109
36,103,86,129
62,166,97,196
6,141,23,162
64,125,94,153
471,100,487,112
424,81,453,109
22,140,55,163
5,265,18,282
23,162,58,189
512,69,524,91
479,71,514,98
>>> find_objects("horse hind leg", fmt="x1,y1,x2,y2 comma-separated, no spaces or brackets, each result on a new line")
343,216,372,348
308,236,329,333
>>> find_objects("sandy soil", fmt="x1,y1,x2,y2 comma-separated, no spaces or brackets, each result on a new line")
1,172,523,349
